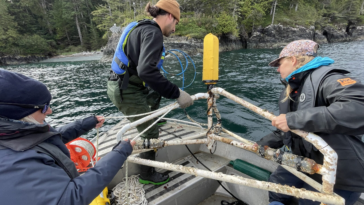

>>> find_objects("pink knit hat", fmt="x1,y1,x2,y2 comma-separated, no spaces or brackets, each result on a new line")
269,40,319,67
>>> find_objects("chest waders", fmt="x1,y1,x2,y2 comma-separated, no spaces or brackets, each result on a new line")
109,20,165,102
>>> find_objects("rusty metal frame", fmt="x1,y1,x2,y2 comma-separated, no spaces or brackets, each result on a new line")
210,87,338,196
115,89,343,204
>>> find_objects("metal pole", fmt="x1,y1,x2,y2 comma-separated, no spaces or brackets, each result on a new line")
209,134,322,175
211,87,338,194
127,156,344,205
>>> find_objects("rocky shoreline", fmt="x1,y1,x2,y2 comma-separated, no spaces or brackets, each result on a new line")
101,24,364,62
0,55,49,66
0,51,102,66
2,24,363,65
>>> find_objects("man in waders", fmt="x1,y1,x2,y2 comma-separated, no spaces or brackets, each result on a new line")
107,0,193,185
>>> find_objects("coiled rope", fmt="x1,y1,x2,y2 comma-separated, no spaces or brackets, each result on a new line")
161,49,196,91
112,175,148,205
70,140,95,160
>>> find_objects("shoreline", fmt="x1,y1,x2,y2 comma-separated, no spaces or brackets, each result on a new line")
2,24,364,65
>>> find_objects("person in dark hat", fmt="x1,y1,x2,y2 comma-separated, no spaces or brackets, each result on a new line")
0,69,135,205
107,0,192,185
257,40,364,205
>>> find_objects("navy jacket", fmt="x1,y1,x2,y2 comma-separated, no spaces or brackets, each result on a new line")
0,116,132,205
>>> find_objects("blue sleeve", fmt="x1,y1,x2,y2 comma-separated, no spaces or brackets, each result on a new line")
58,141,133,205
55,116,98,144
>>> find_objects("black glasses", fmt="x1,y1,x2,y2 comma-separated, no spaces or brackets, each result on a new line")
0,102,50,114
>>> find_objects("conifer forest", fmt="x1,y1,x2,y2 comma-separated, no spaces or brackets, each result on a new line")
1,0,363,56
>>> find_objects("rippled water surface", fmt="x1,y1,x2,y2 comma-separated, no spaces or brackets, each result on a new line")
2,41,364,140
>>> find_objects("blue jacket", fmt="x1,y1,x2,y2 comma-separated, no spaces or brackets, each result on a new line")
0,116,132,205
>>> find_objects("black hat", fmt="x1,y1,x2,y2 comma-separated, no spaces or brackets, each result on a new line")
0,69,52,120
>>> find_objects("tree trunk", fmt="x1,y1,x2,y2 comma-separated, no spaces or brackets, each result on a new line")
272,0,277,25
75,14,83,45
65,28,71,45
270,0,275,15
295,3,298,12
232,0,237,19
252,20,255,34
361,0,364,15
106,0,112,17
39,0,53,35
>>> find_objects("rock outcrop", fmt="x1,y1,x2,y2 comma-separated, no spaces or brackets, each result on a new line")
101,33,245,62
247,25,316,49
101,34,121,62
313,31,328,45
0,55,48,65
350,26,364,41
322,26,350,43
101,23,364,62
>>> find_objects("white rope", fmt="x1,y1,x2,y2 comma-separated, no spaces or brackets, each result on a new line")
132,107,174,141
105,102,178,120
126,161,129,205
95,128,99,162
161,117,204,128
112,175,148,205
70,140,95,159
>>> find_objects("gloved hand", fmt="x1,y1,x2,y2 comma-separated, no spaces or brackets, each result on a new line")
177,89,193,109
112,139,135,156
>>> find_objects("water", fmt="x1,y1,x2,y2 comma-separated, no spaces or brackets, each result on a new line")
2,41,364,141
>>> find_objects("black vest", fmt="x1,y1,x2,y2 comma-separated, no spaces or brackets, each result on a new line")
0,142,79,179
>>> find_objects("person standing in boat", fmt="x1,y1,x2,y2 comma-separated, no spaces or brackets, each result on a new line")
0,69,135,205
107,0,193,186
257,40,364,205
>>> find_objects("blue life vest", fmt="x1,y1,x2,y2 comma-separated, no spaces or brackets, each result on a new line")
111,20,165,76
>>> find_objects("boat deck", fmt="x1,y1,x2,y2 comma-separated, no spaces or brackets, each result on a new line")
92,119,364,205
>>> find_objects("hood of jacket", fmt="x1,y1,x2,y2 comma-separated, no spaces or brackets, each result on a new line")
0,117,56,151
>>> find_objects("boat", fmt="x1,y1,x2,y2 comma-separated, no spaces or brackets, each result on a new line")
90,88,364,205
88,34,364,205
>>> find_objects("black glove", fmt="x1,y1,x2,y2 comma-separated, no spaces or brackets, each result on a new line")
256,130,284,149
112,140,133,156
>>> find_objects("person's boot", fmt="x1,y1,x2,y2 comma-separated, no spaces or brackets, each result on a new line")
138,150,169,185
156,118,167,126
139,167,170,185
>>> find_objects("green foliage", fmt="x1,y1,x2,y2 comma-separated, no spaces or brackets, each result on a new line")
16,35,53,55
57,45,84,55
0,1,19,54
215,12,239,36
1,0,364,56
174,15,216,39
240,0,270,33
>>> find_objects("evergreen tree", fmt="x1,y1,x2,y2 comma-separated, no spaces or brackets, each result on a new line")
0,0,19,54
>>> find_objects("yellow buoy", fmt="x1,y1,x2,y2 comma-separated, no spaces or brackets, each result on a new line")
203,33,219,85
89,187,110,205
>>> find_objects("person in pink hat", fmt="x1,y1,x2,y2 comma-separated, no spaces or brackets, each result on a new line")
257,40,364,205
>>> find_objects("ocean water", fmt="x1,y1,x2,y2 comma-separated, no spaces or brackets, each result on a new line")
2,40,364,141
